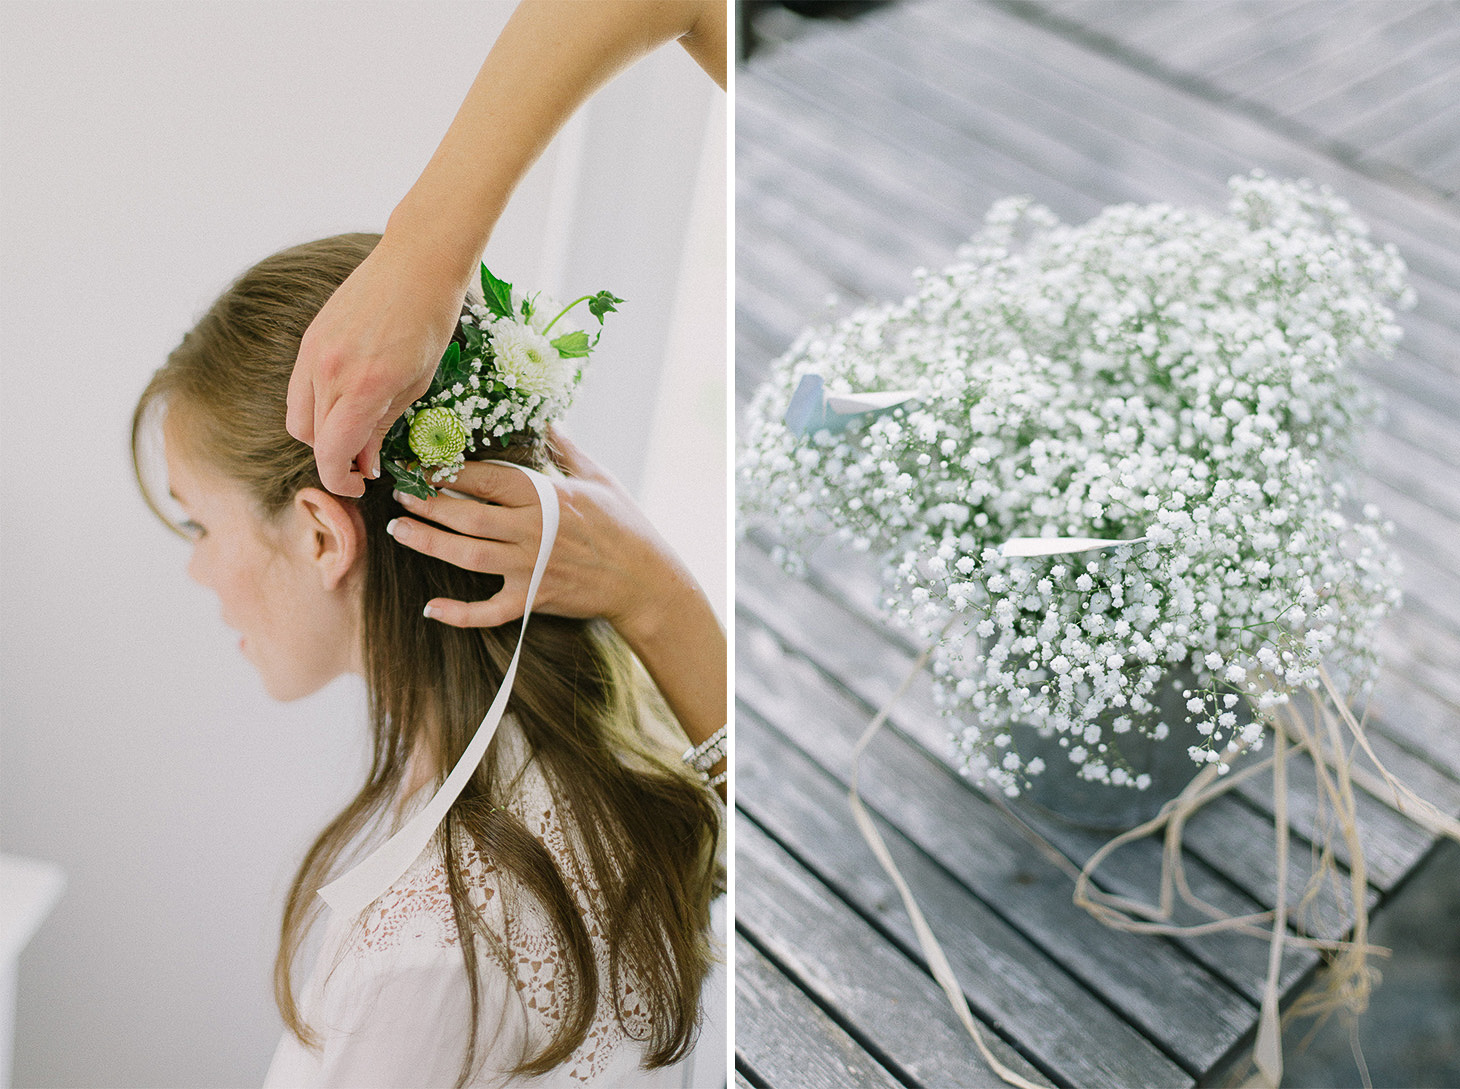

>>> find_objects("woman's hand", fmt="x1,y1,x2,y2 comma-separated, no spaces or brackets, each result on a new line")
385,430,727,785
385,430,678,632
286,233,474,497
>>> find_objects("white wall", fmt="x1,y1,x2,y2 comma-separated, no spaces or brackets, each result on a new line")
0,4,724,1087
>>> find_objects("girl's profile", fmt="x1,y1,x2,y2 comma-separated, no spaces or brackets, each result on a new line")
132,233,723,1088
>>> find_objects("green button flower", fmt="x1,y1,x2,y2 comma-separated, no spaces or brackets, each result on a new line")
408,407,468,466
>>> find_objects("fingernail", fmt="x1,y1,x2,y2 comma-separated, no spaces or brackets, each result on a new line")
391,489,412,505
370,453,381,479
386,518,401,538
423,603,439,620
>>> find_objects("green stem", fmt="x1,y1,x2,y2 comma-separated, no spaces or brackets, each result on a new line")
542,295,593,335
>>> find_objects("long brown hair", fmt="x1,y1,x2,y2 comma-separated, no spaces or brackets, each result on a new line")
132,234,721,1085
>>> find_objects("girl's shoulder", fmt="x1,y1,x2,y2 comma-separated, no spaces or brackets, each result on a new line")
345,831,505,971
328,726,654,1084
346,729,551,971
342,722,577,969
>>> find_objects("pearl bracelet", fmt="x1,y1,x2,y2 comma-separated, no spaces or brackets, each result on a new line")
682,725,727,774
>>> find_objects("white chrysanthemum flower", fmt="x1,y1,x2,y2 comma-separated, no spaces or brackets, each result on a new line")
490,319,567,400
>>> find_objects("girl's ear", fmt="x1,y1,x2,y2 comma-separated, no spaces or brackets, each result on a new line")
292,488,366,590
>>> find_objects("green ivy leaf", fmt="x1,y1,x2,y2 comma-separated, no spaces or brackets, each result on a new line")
385,458,436,499
425,340,460,399
480,264,514,320
440,340,472,389
462,321,484,355
551,330,592,358
587,291,623,324
382,415,411,464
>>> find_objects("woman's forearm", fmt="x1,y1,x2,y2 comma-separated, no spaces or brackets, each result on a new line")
387,0,727,281
617,559,728,797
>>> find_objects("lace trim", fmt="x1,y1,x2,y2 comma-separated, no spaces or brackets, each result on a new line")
342,752,648,1083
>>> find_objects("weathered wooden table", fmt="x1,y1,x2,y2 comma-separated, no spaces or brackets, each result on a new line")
733,3,1460,1086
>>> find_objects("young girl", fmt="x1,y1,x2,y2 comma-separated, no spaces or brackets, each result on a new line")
132,233,723,1087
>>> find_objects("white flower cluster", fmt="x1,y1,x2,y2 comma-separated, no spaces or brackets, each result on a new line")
407,301,585,482
739,173,1409,796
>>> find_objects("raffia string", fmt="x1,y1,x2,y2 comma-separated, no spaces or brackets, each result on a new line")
848,616,1047,1089
852,636,1458,1089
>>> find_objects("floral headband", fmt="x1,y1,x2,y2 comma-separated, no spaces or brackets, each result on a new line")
383,263,621,498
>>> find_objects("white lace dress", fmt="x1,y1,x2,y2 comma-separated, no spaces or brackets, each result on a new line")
262,724,711,1088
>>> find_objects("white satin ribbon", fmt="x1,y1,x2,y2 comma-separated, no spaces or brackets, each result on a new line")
1000,534,1148,557
318,462,560,918
784,373,918,437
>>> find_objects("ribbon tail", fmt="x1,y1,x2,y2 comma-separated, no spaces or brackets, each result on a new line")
317,463,560,917
848,618,1047,1089
1000,535,1148,558
1251,727,1289,1089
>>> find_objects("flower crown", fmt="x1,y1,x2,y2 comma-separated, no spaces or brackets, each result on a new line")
383,263,621,498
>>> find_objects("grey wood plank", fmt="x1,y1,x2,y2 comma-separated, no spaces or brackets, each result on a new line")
1363,443,1460,575
1368,349,1460,436
1368,384,1460,477
754,22,1134,217
1377,520,1460,649
1121,0,1286,58
1426,137,1460,193
735,702,1196,1087
1355,720,1460,824
986,753,1376,943
736,86,996,249
1215,2,1441,105
1291,11,1460,130
1401,273,1460,342
745,13,1460,347
1035,0,1197,44
733,225,855,348
736,118,945,272
1368,670,1460,787
736,941,908,1089
905,1,1460,280
735,629,1257,1074
734,1070,754,1089
736,815,1055,1088
1363,476,1460,618
1229,739,1438,892
1164,1,1338,80
801,10,1177,212
736,157,943,303
735,323,779,405
1371,92,1460,170
1175,780,1375,940
983,797,1320,1005
1337,39,1460,149
1020,0,1460,200
733,556,1313,999
739,541,1373,941
1371,610,1460,775
733,211,850,322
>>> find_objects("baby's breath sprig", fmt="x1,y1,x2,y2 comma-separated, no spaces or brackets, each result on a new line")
383,263,623,499
740,172,1408,797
